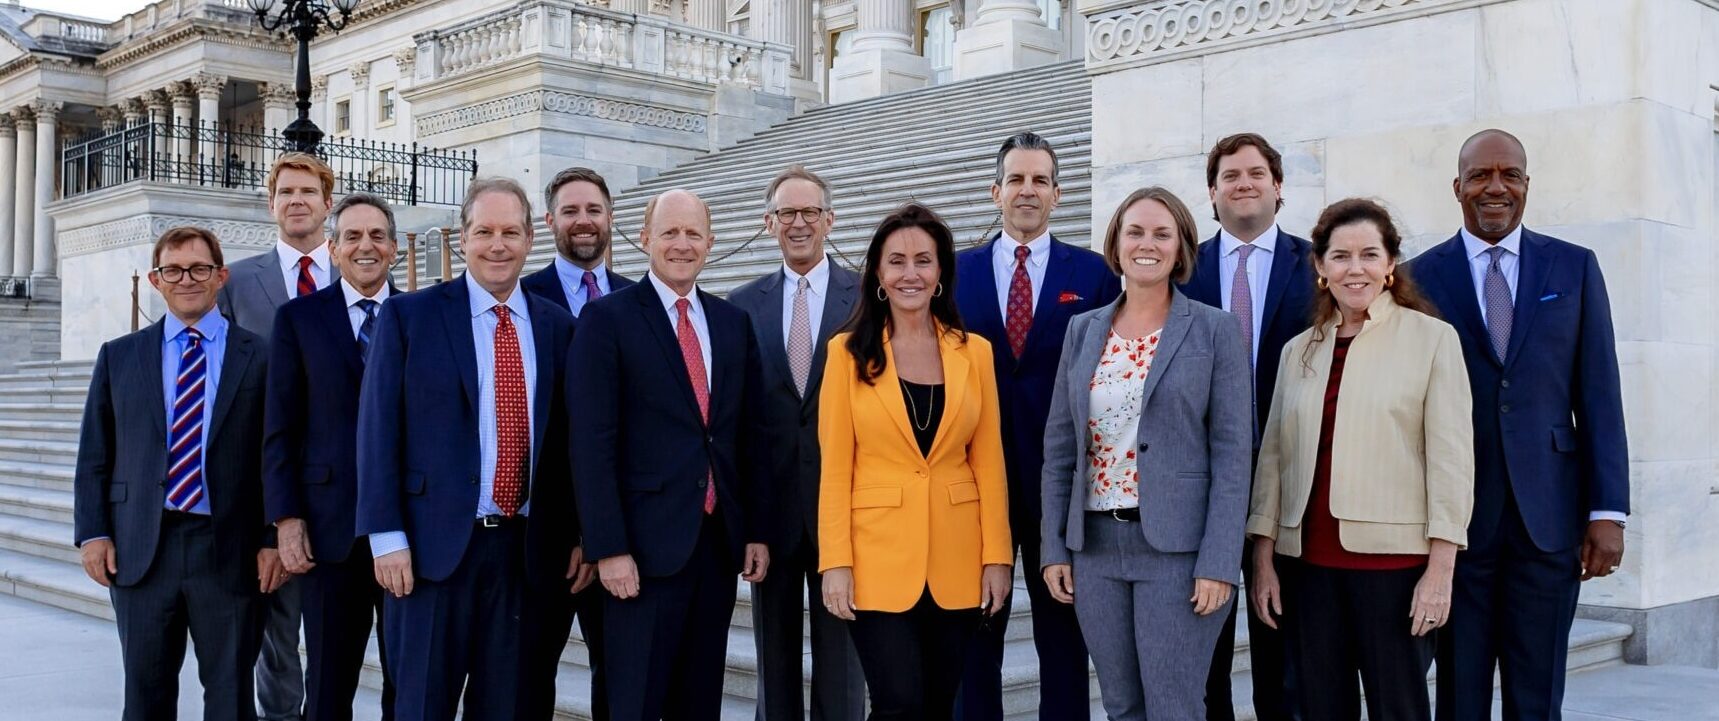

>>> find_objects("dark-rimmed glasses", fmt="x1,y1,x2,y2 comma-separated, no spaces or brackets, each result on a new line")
152,265,221,283
771,207,828,224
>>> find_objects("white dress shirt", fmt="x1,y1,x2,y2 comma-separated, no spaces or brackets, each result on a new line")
1218,225,1278,366
648,270,712,386
554,255,612,318
781,256,830,353
341,280,391,338
275,238,332,296
992,230,1051,318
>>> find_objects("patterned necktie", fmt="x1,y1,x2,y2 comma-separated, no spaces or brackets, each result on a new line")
295,256,316,298
581,270,603,303
355,299,378,362
676,298,716,514
1230,243,1256,367
167,328,208,512
1005,244,1034,358
492,305,528,516
1484,246,1513,363
787,276,813,396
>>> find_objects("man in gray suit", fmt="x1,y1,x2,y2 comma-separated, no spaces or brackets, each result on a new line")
74,226,289,721
216,151,339,720
728,165,866,721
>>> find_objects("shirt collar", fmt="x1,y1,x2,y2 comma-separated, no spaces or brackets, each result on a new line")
783,255,830,295
994,230,1051,268
554,255,608,285
340,278,390,307
276,238,330,273
1461,225,1524,261
464,273,528,320
164,306,227,344
647,270,703,316
1219,224,1279,257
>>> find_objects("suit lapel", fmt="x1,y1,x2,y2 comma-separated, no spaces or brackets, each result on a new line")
440,279,481,411
208,331,254,437
702,290,733,414
753,272,793,395
1430,235,1496,367
1021,240,1076,358
526,294,557,473
141,322,167,445
637,278,704,422
1138,291,1194,411
315,287,364,374
1259,230,1302,335
807,266,859,410
252,250,289,309
1069,302,1117,446
1504,230,1555,367
965,238,1006,341
1186,235,1223,305
871,333,921,455
927,331,970,459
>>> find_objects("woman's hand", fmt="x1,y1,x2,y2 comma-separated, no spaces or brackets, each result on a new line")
980,564,1013,615
821,567,857,621
1043,564,1075,604
1410,539,1458,636
1191,579,1233,616
1250,538,1283,629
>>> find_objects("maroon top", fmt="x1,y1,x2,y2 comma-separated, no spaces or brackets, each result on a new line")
1301,335,1426,571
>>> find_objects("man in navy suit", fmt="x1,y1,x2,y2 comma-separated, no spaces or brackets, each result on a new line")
357,178,590,721
571,189,773,721
1410,129,1628,721
521,166,637,320
1178,132,1315,721
74,226,286,721
728,166,867,721
265,193,401,721
954,132,1119,721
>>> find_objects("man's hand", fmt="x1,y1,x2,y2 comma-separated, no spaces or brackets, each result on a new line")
1042,564,1074,604
566,546,597,595
1580,520,1625,581
741,543,770,583
275,518,316,574
373,548,415,598
80,539,117,587
257,548,290,593
600,554,641,599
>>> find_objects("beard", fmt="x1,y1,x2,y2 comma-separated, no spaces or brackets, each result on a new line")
555,225,611,264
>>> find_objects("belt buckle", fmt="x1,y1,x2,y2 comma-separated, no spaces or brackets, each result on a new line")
479,515,502,528
1109,508,1127,522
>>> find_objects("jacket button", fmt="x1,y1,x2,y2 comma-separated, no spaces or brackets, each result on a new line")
1500,404,1511,414
469,474,478,485
1138,443,1149,452
698,478,708,488
1501,379,1511,388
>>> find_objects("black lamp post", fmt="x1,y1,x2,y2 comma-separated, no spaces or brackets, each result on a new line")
246,0,361,153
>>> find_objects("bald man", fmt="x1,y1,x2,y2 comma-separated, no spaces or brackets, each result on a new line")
570,190,775,721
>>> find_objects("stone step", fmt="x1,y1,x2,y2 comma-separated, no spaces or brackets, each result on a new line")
0,403,85,423
0,438,79,466
12,360,95,374
0,482,73,524
0,459,75,494
740,62,1086,137
0,514,78,564
0,385,88,405
0,369,92,390
0,419,81,444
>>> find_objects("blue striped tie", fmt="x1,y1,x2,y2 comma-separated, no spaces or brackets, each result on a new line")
356,299,378,363
166,328,207,511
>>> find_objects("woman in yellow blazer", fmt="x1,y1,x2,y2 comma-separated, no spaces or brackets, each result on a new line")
1248,198,1474,721
818,203,1013,721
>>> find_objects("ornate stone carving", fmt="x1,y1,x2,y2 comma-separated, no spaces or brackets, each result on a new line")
169,80,197,103
1086,0,1458,68
10,104,34,124
30,100,62,122
392,46,418,78
350,61,371,89
194,72,227,99
97,106,125,130
311,74,329,101
59,214,278,258
261,82,298,109
0,112,13,135
415,90,707,136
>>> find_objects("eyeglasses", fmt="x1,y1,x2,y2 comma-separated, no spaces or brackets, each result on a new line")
152,264,220,283
771,207,828,224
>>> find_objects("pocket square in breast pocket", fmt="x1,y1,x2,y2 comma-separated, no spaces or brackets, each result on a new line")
1540,291,1566,302
1058,291,1083,304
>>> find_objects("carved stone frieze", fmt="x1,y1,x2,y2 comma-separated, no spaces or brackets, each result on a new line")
59,213,277,258
415,90,708,136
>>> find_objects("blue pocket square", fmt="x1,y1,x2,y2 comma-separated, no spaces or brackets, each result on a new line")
1540,292,1564,302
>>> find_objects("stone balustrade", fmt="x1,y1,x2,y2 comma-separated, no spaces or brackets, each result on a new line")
109,0,255,44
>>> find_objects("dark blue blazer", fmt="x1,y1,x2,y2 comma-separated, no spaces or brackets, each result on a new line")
520,261,636,317
953,235,1120,534
1178,229,1317,433
73,320,270,592
262,283,382,563
569,276,771,578
1407,229,1628,552
355,277,578,583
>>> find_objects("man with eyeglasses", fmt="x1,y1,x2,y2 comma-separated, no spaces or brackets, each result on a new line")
74,226,284,721
728,165,866,721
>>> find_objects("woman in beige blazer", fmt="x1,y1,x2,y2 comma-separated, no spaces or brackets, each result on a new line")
1247,198,1473,721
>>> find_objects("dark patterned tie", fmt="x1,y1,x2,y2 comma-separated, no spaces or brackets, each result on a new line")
167,328,207,511
355,299,378,362
1230,244,1255,368
1484,247,1513,363
492,306,528,516
581,270,603,303
1005,245,1034,358
295,256,316,298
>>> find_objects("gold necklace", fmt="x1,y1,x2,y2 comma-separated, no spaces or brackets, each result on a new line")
900,378,935,431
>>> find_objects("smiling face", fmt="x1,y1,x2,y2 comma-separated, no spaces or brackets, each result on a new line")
1209,144,1282,230
765,177,833,275
150,238,229,324
330,204,398,295
642,191,712,296
1455,132,1529,243
269,167,333,250
1314,219,1396,321
1115,198,1182,289
877,226,940,315
992,148,1061,241
547,180,612,268
461,190,533,298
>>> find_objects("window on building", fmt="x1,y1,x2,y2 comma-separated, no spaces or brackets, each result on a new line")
919,5,955,85
335,99,351,135
377,86,396,126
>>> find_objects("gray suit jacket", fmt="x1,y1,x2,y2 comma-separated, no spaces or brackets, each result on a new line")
727,259,860,553
217,248,340,340
1040,289,1253,583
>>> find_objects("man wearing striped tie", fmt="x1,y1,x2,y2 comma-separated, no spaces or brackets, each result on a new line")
74,226,283,721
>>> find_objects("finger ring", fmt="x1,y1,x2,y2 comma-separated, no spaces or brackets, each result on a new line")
1609,566,1620,572
1425,617,1437,623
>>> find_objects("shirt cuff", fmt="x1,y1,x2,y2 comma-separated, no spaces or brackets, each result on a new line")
76,536,110,548
1589,511,1627,525
369,531,410,558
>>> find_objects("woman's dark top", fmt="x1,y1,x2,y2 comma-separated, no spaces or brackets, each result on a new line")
899,379,943,458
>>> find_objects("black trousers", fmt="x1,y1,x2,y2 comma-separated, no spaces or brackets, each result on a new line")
300,541,395,721
851,589,980,721
752,529,867,721
110,512,264,721
957,533,1089,721
1207,539,1299,721
1279,558,1434,721
516,563,605,721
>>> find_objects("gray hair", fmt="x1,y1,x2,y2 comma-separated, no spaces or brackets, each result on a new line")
763,165,833,212
994,131,1060,187
328,192,398,240
461,176,534,231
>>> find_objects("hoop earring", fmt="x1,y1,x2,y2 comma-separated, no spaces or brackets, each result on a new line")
876,286,887,302
1316,276,1328,290
933,283,943,297
1385,273,1395,289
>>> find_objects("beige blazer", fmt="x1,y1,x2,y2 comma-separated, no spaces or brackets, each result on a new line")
1247,291,1474,557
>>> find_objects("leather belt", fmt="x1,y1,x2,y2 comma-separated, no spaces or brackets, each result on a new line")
1089,507,1141,522
476,514,524,528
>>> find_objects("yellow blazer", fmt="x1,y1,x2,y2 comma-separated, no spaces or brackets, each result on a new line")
1248,292,1475,557
817,327,1012,612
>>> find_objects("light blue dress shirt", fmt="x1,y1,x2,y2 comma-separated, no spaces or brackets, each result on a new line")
780,256,830,352
161,308,227,515
991,230,1050,318
554,256,612,318
1217,225,1277,366
1459,225,1522,325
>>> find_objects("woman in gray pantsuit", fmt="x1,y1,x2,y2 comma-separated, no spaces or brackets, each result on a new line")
1040,187,1254,721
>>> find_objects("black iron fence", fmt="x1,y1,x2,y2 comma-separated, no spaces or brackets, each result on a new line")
60,121,477,207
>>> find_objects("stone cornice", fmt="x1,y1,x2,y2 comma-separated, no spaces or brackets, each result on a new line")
0,53,96,86
415,89,708,136
58,209,275,258
96,18,288,71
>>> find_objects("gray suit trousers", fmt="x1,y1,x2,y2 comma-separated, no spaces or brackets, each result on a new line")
751,532,866,721
1073,515,1231,721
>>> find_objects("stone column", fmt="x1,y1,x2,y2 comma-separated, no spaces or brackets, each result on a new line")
687,0,724,32
392,47,418,91
98,107,122,134
31,100,59,280
752,0,815,96
348,62,370,135
261,82,295,161
170,82,196,164
11,106,34,279
121,99,143,128
952,0,1062,80
310,74,329,133
194,73,225,179
0,114,15,277
828,0,931,103
144,90,170,125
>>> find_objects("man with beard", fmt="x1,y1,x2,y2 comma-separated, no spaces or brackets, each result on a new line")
522,167,638,320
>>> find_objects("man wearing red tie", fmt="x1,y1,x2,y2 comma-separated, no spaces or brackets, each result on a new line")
571,189,774,721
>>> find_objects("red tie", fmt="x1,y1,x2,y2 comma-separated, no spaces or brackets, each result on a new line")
492,305,528,516
676,298,715,514
295,256,316,298
1005,244,1034,357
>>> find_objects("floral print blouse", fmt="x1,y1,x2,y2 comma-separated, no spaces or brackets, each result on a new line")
1084,328,1161,511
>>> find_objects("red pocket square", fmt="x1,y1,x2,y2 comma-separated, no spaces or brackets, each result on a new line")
1058,292,1083,304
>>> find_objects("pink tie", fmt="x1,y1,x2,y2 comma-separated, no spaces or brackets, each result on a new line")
1230,244,1255,367
676,299,715,514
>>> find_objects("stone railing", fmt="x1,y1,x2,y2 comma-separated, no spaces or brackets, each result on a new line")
413,0,792,95
109,0,256,43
